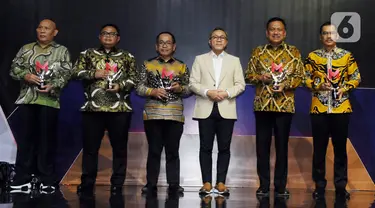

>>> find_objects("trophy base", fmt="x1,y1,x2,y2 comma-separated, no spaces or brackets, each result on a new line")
107,81,113,89
332,89,339,100
37,82,45,90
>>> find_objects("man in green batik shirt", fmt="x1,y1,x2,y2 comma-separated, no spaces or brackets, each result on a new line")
73,24,137,195
9,19,72,193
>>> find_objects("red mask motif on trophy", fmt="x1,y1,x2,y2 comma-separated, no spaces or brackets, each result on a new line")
271,62,283,73
35,61,49,73
161,67,174,80
327,68,340,80
105,63,118,73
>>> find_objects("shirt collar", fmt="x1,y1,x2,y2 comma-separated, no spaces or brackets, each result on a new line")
98,45,119,54
322,46,339,54
266,41,286,50
36,40,56,49
210,50,225,58
156,56,175,64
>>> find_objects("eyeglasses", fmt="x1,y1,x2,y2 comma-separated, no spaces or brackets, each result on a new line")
158,41,173,46
211,36,227,41
100,31,118,37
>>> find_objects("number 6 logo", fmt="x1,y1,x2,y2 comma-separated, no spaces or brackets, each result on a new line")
331,12,361,43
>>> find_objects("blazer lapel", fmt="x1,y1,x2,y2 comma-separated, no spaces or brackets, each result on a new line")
218,53,229,85
204,53,216,81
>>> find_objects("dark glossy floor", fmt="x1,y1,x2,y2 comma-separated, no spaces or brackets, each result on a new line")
2,185,375,208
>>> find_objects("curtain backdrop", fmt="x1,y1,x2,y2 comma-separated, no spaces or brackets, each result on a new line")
1,0,373,116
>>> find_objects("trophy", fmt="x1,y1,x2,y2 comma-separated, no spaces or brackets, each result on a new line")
105,63,122,89
35,61,53,90
155,68,175,103
327,67,340,99
158,68,174,90
270,62,286,90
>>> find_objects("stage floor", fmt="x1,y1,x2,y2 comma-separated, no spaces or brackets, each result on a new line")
7,185,375,208
62,133,375,191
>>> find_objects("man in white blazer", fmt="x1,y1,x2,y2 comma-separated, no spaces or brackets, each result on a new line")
189,27,245,195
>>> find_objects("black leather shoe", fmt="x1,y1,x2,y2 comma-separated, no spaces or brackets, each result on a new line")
110,186,123,195
168,185,184,194
336,189,350,200
77,184,94,195
256,187,270,197
141,184,157,194
312,188,325,200
275,189,290,198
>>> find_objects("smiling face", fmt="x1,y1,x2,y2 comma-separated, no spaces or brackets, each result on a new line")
155,33,176,58
36,19,58,45
209,29,228,53
99,26,120,49
320,24,338,48
266,20,286,46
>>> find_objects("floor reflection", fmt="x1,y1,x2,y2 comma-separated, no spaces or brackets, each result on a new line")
11,189,70,208
144,193,182,208
200,194,228,208
0,186,372,207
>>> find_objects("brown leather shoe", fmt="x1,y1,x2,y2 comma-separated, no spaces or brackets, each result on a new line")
201,195,212,206
199,182,212,195
215,182,229,195
215,195,226,206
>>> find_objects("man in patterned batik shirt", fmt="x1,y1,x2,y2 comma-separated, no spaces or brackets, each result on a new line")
245,17,304,198
304,22,360,200
9,19,72,193
136,31,190,195
73,24,137,195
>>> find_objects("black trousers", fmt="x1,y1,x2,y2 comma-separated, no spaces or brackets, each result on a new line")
255,111,293,191
311,113,350,190
144,120,183,186
80,112,132,187
14,104,59,185
198,103,235,184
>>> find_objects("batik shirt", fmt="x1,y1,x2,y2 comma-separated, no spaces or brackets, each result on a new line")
136,57,190,123
304,47,361,114
10,41,72,109
245,42,304,113
73,47,137,112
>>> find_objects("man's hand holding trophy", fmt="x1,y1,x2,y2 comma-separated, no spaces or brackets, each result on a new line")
326,67,343,100
27,61,54,93
104,62,122,92
270,62,286,93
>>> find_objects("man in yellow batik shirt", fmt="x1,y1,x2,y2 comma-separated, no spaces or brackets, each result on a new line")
304,21,360,200
245,17,304,198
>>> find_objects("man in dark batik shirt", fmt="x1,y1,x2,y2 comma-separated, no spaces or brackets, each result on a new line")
73,24,137,195
136,31,190,195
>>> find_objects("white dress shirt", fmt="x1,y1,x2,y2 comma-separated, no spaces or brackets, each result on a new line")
213,51,224,88
204,51,230,98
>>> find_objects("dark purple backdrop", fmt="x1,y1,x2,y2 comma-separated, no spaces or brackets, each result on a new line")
2,0,375,184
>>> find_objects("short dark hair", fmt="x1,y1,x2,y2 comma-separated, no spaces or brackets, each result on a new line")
156,31,176,44
266,17,287,30
209,27,228,40
100,24,120,36
319,21,337,34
